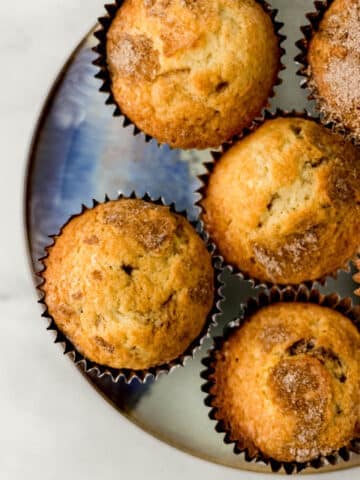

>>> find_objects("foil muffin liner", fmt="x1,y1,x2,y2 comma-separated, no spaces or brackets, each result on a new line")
295,0,359,145
196,108,355,289
37,192,224,384
201,284,360,474
92,0,286,148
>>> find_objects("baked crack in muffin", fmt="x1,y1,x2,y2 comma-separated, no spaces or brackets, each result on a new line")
41,199,214,370
105,0,282,149
202,116,360,284
307,0,360,141
207,302,360,463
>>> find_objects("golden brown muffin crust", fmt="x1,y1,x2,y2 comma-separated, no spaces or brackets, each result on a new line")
210,303,360,463
106,0,281,149
308,0,360,138
42,199,214,369
202,117,360,284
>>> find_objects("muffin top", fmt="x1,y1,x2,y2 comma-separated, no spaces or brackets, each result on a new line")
209,302,360,463
106,0,281,149
202,116,360,284
307,0,360,139
42,199,214,370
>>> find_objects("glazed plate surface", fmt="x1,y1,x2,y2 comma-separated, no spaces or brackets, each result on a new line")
25,0,359,473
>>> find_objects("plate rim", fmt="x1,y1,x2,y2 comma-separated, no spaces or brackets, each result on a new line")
22,24,360,477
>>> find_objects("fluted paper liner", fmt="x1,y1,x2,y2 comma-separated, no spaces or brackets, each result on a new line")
201,284,360,474
295,0,359,145
92,0,286,148
197,109,354,289
353,255,360,297
37,192,224,384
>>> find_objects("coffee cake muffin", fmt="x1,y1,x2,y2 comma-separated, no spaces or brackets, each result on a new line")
41,198,214,370
306,0,360,140
201,115,360,284
206,302,360,463
103,0,282,149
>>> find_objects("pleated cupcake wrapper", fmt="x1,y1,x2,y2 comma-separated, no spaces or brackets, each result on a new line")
37,192,225,384
201,284,360,474
196,108,354,289
295,0,359,145
353,254,360,296
92,0,286,149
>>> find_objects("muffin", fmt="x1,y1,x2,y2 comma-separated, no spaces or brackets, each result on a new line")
305,0,360,141
40,198,215,371
101,0,282,149
204,301,360,464
201,115,360,285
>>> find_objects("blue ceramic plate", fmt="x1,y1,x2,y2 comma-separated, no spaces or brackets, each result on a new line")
25,0,359,473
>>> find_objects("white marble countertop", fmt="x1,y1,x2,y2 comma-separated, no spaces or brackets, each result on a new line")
0,1,359,479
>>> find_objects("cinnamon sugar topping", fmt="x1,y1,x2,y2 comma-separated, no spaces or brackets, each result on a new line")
270,359,327,461
311,1,360,136
103,203,176,250
324,56,360,112
325,4,360,52
252,228,320,278
322,2,360,108
258,325,289,352
108,34,160,81
271,360,320,407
